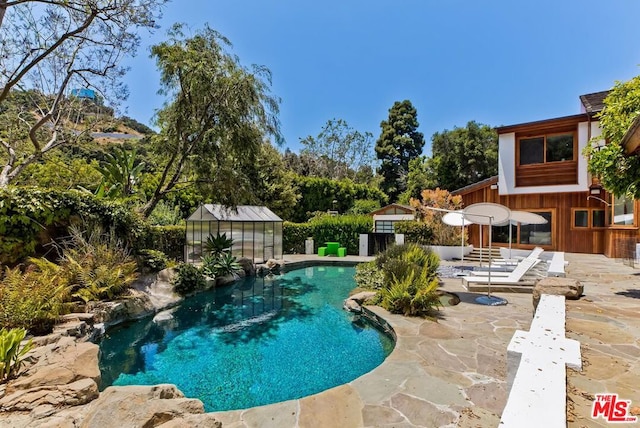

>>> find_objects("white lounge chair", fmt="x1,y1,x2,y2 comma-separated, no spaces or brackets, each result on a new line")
489,247,544,267
470,258,542,277
462,257,540,287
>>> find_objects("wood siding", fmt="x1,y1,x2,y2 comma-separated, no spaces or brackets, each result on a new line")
456,184,617,254
516,161,578,187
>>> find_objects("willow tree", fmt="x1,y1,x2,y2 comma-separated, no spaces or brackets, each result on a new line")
143,25,281,217
0,0,167,186
375,100,424,202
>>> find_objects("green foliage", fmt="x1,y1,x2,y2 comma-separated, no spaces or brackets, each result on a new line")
16,156,102,191
205,233,234,258
210,252,243,278
290,175,387,222
247,142,301,221
136,249,169,273
140,226,185,261
309,215,373,255
426,121,498,191
95,147,145,198
375,100,425,202
348,199,381,215
354,261,386,291
0,260,68,335
379,256,441,316
0,328,33,382
393,221,434,245
172,263,206,296
62,226,138,303
299,119,376,181
0,187,146,265
283,222,313,254
283,215,372,255
143,24,281,217
147,200,184,226
586,76,640,198
398,156,434,203
370,243,441,316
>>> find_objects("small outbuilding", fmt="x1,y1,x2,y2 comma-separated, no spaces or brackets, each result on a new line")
370,203,415,233
185,204,283,263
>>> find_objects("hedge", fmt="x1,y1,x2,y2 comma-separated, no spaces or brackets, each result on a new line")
140,225,185,261
284,215,373,255
393,221,434,245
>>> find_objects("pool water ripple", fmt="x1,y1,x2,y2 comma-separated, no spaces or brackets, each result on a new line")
98,265,394,411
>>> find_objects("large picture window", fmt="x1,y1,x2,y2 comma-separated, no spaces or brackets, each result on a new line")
519,132,575,165
491,211,553,247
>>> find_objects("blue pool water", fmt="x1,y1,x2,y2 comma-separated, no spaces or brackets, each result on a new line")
98,265,394,411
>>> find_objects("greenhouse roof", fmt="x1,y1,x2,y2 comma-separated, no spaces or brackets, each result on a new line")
187,205,282,222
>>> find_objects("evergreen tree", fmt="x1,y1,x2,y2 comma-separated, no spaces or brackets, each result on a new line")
375,100,424,202
426,121,497,191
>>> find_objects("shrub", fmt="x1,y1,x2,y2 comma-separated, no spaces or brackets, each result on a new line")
394,221,434,245
283,222,312,254
62,226,138,303
0,260,68,335
0,328,33,382
172,263,206,295
204,233,233,258
309,214,372,255
140,225,185,261
367,243,441,317
136,249,169,273
380,269,441,316
0,186,146,265
348,199,381,215
354,261,386,291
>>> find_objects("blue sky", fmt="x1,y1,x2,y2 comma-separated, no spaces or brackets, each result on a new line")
122,0,640,155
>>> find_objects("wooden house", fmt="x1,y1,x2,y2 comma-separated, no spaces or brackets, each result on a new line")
453,91,639,258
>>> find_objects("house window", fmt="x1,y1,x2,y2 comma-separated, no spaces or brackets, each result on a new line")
612,195,635,226
375,220,395,233
519,212,552,245
572,208,606,229
492,211,553,247
592,210,606,228
574,210,588,228
518,132,575,165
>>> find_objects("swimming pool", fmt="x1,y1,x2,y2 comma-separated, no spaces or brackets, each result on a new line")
98,265,395,411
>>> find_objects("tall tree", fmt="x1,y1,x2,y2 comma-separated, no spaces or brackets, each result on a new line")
299,118,375,181
398,156,434,203
0,0,167,186
426,121,498,191
375,100,424,202
143,25,281,217
585,75,640,198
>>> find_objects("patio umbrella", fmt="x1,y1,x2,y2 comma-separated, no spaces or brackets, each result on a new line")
463,203,511,305
442,211,475,263
496,211,548,259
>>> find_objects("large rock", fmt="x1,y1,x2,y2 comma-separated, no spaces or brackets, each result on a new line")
88,289,156,326
237,257,256,276
533,277,583,309
80,384,213,428
9,338,100,393
0,378,98,411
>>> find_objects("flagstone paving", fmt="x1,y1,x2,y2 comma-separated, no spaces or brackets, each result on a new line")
209,253,640,427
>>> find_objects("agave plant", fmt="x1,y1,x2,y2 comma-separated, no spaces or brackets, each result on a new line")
205,233,234,258
212,252,243,278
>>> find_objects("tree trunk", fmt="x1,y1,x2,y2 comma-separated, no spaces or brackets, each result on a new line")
0,1,6,29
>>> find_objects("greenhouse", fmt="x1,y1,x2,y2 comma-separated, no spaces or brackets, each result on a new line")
185,205,283,263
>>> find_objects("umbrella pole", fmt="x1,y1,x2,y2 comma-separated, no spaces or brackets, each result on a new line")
488,217,492,297
461,220,465,263
509,222,512,259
